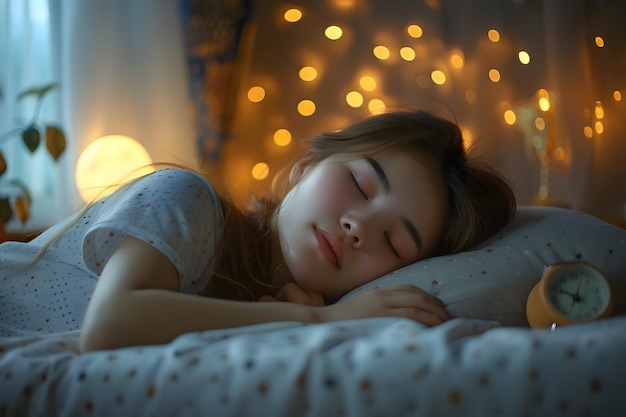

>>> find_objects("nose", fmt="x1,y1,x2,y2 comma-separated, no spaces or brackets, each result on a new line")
341,215,367,248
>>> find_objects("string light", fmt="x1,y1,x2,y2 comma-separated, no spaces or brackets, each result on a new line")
359,75,377,91
407,24,423,38
400,46,416,61
325,25,343,40
368,98,386,114
431,70,446,85
346,91,364,108
504,110,516,125
518,51,531,64
373,45,390,60
488,69,501,83
251,162,269,180
247,86,266,103
283,8,302,23
273,129,292,146
595,36,605,47
297,99,316,116
614,90,623,101
299,66,318,81
450,53,464,69
488,29,500,42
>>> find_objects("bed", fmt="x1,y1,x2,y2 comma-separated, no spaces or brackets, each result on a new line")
1,206,625,417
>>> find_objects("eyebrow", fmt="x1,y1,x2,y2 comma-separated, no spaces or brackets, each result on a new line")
364,157,423,251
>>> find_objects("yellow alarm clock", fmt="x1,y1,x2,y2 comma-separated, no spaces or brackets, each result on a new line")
526,262,614,329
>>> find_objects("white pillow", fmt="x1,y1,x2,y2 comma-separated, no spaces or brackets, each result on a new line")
340,206,626,326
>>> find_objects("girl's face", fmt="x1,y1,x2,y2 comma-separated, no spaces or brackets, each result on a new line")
273,149,448,302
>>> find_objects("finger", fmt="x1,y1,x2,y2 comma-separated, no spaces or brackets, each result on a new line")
380,289,450,321
258,295,278,302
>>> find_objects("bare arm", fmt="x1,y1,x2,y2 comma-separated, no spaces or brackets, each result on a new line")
80,236,449,352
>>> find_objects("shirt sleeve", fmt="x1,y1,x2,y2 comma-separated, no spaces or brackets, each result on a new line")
82,169,223,294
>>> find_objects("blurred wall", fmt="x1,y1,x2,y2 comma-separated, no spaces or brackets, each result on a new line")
218,0,626,225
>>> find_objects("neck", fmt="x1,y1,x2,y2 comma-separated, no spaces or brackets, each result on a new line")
269,220,293,289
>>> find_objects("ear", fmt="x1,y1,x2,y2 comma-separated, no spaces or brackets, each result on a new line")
289,156,314,183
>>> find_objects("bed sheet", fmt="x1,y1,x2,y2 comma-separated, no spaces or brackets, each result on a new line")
1,316,625,417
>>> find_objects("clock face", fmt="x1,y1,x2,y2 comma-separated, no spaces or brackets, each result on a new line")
546,264,612,321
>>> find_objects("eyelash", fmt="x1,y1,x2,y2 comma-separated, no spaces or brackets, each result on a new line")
385,232,401,258
350,172,368,200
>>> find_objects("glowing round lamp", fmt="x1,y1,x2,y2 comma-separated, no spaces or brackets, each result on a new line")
75,135,153,202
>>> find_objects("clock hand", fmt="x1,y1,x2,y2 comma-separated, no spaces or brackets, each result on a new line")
559,289,582,302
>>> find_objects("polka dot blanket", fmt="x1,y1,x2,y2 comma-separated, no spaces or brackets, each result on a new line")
1,316,625,416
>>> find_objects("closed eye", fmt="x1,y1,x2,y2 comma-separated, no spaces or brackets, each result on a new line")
385,232,401,258
350,172,368,200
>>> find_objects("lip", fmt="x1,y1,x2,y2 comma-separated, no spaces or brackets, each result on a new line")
314,227,342,269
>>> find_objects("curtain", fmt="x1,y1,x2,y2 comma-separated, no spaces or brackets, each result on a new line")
0,0,71,232
0,0,197,232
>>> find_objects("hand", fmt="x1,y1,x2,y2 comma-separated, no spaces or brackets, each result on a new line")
259,282,326,307
319,284,450,326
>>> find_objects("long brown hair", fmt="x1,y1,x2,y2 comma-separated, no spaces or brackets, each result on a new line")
206,110,516,301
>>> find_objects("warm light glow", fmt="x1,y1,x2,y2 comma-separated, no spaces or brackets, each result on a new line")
535,117,546,131
555,147,566,161
537,89,550,99
488,69,501,82
247,86,266,103
368,98,386,114
504,110,516,125
359,75,377,91
297,99,316,116
416,75,429,88
538,97,551,112
325,25,343,40
251,162,269,180
584,126,594,138
595,121,604,134
531,135,543,149
595,36,605,47
595,101,604,119
400,46,416,61
273,129,292,146
614,90,623,101
75,135,153,202
488,29,500,42
450,53,464,68
431,70,446,85
407,24,423,38
299,66,318,81
373,45,390,60
518,50,531,64
284,8,302,23
461,127,474,149
346,91,364,108
465,90,477,104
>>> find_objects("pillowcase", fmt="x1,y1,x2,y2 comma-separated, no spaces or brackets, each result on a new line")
340,206,626,326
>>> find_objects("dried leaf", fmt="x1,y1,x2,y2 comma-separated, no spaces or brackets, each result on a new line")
15,196,30,223
8,179,31,204
22,125,41,153
0,198,12,223
0,152,6,176
45,125,67,160
17,83,58,101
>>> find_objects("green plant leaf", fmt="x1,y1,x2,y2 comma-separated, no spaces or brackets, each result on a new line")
22,125,40,152
45,125,67,160
17,83,58,101
0,198,12,223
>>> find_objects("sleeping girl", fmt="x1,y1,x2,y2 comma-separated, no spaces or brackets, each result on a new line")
0,109,516,352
